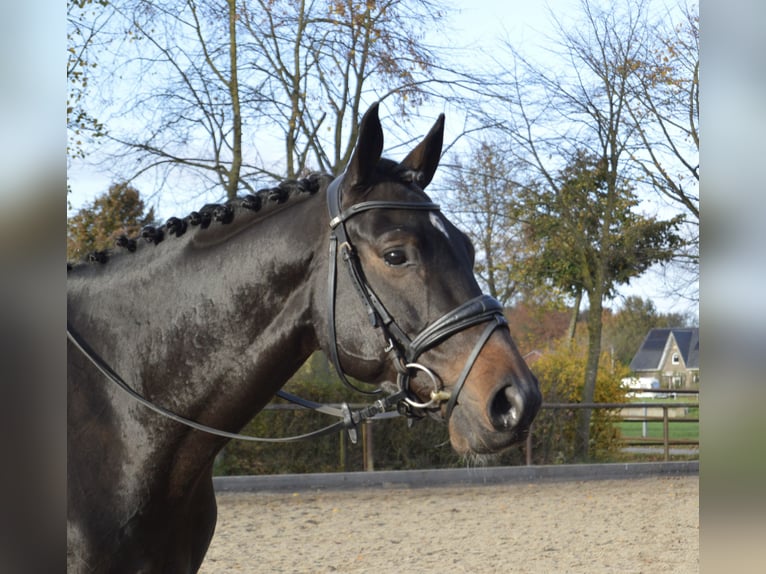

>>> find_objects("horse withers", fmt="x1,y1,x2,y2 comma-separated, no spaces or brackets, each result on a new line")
67,103,541,572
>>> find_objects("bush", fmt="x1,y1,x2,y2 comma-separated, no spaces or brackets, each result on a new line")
525,339,629,464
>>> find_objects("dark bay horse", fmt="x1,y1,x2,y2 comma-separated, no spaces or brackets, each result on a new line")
67,103,541,573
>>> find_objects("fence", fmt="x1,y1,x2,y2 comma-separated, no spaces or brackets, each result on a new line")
527,388,699,464
256,388,698,471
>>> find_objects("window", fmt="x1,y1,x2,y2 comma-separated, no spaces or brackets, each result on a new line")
672,353,680,365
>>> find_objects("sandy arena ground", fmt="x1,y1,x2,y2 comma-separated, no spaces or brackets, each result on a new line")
198,475,698,573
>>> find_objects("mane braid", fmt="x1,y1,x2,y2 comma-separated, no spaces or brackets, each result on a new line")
67,172,331,271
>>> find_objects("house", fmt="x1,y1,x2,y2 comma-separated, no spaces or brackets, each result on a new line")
629,327,699,389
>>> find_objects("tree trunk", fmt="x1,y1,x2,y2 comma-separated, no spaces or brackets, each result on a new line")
574,289,604,461
226,0,242,200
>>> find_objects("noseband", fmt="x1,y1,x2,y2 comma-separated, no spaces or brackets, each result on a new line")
325,174,508,421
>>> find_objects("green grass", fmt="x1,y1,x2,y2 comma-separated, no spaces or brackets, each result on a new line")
626,395,699,405
618,420,699,441
619,396,699,442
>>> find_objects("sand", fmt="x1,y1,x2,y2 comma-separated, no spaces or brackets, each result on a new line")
198,475,698,573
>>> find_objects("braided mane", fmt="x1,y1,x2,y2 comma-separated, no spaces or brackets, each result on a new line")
68,172,332,270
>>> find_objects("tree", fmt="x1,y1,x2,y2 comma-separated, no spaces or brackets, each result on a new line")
84,0,250,200
72,0,448,202
505,299,571,356
602,295,690,366
477,0,696,460
626,2,699,301
238,0,445,176
517,151,681,459
67,0,109,163
67,182,155,260
444,140,527,305
628,3,698,218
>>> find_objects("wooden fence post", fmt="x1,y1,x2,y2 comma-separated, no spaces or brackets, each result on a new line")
339,429,348,472
362,420,375,472
526,425,533,466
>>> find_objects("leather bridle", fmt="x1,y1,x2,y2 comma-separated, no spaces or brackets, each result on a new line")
325,174,509,421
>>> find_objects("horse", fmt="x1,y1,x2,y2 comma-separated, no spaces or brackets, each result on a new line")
67,103,542,573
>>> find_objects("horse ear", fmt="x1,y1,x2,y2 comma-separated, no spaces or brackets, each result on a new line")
345,103,384,189
400,113,445,188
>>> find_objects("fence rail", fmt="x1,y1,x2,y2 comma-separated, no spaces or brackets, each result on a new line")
524,390,699,464
263,388,699,470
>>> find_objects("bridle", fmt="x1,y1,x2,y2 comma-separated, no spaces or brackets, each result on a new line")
66,172,509,444
325,173,508,421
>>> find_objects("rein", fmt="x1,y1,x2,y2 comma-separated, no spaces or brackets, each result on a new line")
66,322,398,443
67,172,508,444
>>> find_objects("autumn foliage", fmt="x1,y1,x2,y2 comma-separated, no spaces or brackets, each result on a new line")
526,338,629,464
67,182,155,261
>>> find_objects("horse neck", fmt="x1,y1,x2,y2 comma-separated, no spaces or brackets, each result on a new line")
68,191,328,446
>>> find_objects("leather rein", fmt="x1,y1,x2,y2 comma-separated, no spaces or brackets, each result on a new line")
67,173,508,444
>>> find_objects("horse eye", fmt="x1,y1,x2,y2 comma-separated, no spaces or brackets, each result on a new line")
383,249,408,266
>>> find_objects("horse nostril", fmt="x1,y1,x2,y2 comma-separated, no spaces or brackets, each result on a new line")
489,385,523,430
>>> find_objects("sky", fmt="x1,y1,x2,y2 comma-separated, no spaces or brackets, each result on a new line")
65,0,698,318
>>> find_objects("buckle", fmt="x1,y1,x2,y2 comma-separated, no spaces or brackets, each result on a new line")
340,402,358,444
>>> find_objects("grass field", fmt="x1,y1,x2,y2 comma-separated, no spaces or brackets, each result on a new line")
618,398,699,441
619,420,699,440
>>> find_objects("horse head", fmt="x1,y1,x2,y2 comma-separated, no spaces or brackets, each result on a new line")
320,103,541,455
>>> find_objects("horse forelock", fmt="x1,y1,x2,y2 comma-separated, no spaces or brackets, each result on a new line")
67,172,333,272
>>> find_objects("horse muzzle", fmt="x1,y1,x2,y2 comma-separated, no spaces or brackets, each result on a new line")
443,333,542,455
